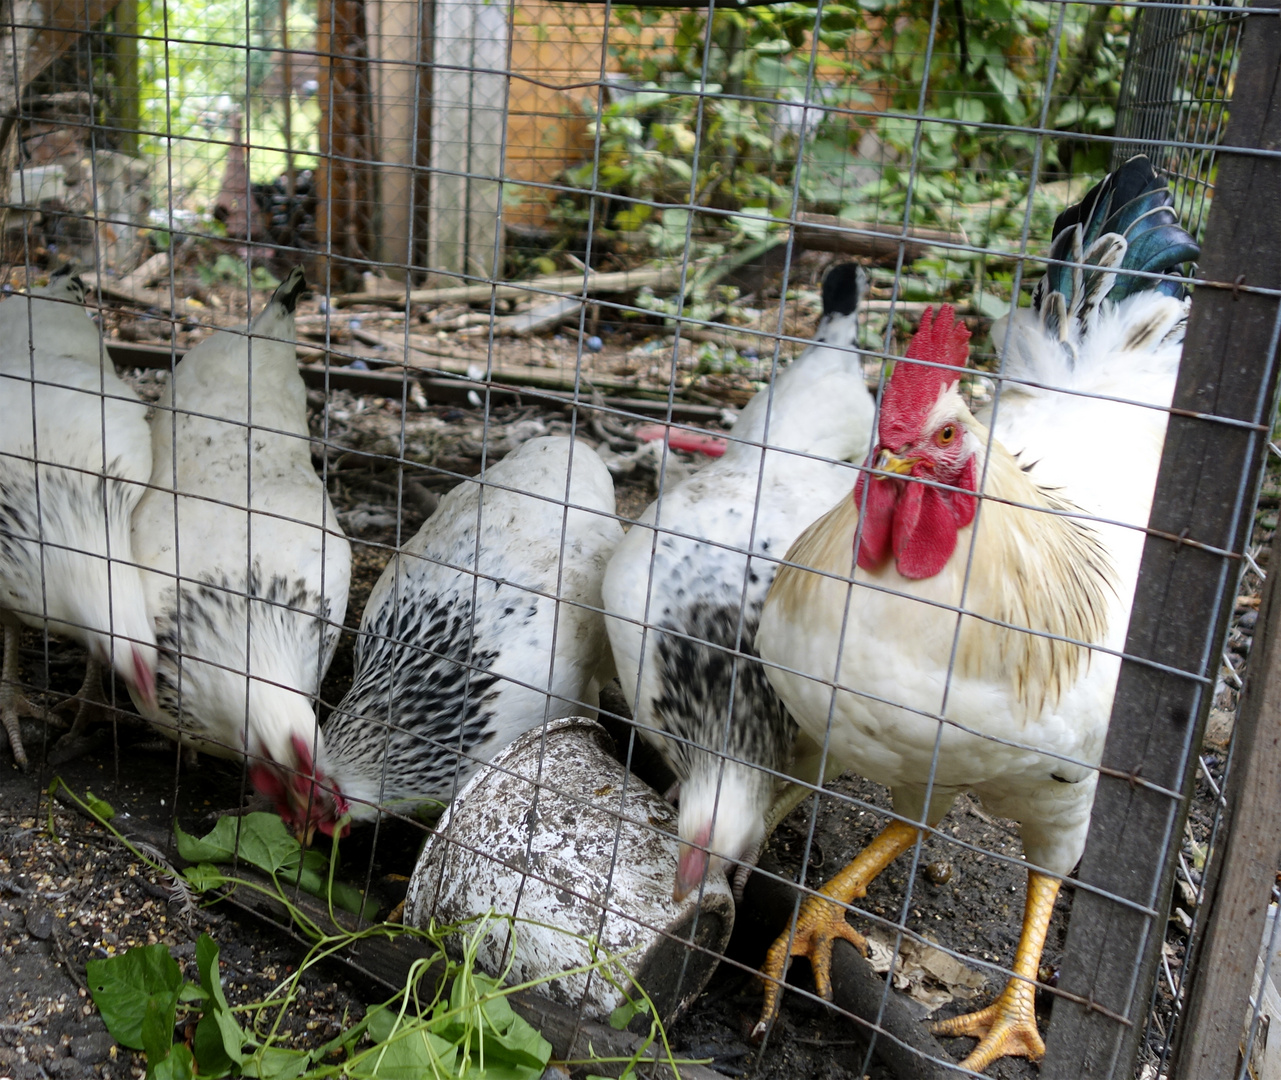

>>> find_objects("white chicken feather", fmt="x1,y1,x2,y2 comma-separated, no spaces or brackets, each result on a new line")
0,266,157,767
130,267,351,814
602,263,874,900
280,435,622,838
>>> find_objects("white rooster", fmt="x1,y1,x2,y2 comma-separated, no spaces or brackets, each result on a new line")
602,263,874,901
130,267,351,815
753,157,1199,1071
0,266,157,767
273,435,622,840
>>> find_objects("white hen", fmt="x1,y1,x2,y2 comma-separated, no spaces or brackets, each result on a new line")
130,268,351,815
0,266,157,767
602,263,875,900
275,435,622,839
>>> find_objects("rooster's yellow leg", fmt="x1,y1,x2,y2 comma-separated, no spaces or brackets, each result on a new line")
932,869,1060,1070
753,818,921,1038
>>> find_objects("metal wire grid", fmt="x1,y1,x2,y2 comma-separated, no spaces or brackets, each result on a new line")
0,0,1277,1077
1112,0,1249,240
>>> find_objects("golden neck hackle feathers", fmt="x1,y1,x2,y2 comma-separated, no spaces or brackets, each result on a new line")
772,412,1117,719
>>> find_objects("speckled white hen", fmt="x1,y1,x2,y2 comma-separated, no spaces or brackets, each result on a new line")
284,436,622,837
130,267,350,815
0,266,157,768
602,263,875,900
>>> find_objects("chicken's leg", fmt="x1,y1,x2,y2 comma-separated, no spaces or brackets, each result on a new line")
931,869,1059,1070
59,657,106,738
1,622,35,769
752,817,921,1038
732,779,824,901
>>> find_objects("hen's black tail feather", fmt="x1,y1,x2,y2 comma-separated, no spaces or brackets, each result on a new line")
1037,156,1199,322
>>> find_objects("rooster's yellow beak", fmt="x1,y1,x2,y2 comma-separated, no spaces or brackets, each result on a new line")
876,449,919,476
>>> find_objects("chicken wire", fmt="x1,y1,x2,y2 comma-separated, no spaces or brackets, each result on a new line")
0,0,1278,1078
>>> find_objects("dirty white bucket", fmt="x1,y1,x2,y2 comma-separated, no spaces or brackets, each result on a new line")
405,716,735,1026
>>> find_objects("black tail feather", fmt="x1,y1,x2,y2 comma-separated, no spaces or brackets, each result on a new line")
1039,155,1199,309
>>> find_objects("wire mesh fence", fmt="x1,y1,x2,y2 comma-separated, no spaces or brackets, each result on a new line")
0,0,1279,1078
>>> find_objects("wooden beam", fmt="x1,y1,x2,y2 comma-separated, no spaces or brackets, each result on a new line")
1172,531,1281,1077
110,0,139,155
1043,6,1281,1077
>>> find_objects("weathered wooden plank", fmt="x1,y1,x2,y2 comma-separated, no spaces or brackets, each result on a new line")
1043,7,1281,1077
427,0,508,282
313,0,376,288
1172,526,1281,1077
370,0,428,276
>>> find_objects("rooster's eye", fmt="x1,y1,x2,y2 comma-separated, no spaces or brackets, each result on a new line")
937,425,956,446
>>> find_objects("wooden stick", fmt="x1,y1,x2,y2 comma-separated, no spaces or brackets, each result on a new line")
334,265,694,309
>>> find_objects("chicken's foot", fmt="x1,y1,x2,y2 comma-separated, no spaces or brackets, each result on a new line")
932,869,1059,1070
1,622,36,769
752,817,921,1038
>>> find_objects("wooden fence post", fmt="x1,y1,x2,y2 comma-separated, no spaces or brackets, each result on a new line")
1042,4,1281,1076
1172,509,1281,1077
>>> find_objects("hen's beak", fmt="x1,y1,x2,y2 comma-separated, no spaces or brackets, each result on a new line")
876,449,919,476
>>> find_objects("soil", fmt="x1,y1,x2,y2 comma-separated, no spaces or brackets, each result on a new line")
0,258,1258,1080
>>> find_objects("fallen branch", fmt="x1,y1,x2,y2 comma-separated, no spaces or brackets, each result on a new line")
335,265,694,309
795,213,968,264
83,268,198,316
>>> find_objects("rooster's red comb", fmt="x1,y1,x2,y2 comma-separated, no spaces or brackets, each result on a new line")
904,305,970,370
878,306,971,446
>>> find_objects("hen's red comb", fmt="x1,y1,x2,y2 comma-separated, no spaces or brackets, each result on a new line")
878,306,971,446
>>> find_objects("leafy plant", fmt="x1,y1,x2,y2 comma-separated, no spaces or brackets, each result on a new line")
561,3,869,250
58,781,696,1080
173,811,370,918
88,926,554,1080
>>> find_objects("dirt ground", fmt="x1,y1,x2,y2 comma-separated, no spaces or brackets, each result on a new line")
0,263,1256,1079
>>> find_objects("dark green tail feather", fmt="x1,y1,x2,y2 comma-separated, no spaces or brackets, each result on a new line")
1040,155,1199,307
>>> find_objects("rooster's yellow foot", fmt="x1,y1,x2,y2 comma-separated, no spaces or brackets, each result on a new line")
932,977,1045,1071
753,893,869,1037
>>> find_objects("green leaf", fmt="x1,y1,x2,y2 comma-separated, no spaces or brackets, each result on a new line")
192,934,246,1076
1086,104,1115,129
1055,99,1085,127
148,1043,195,1080
83,789,116,822
183,863,227,891
176,813,300,877
242,1047,313,1079
356,1006,458,1079
608,996,650,1030
974,291,1009,320
87,945,184,1053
